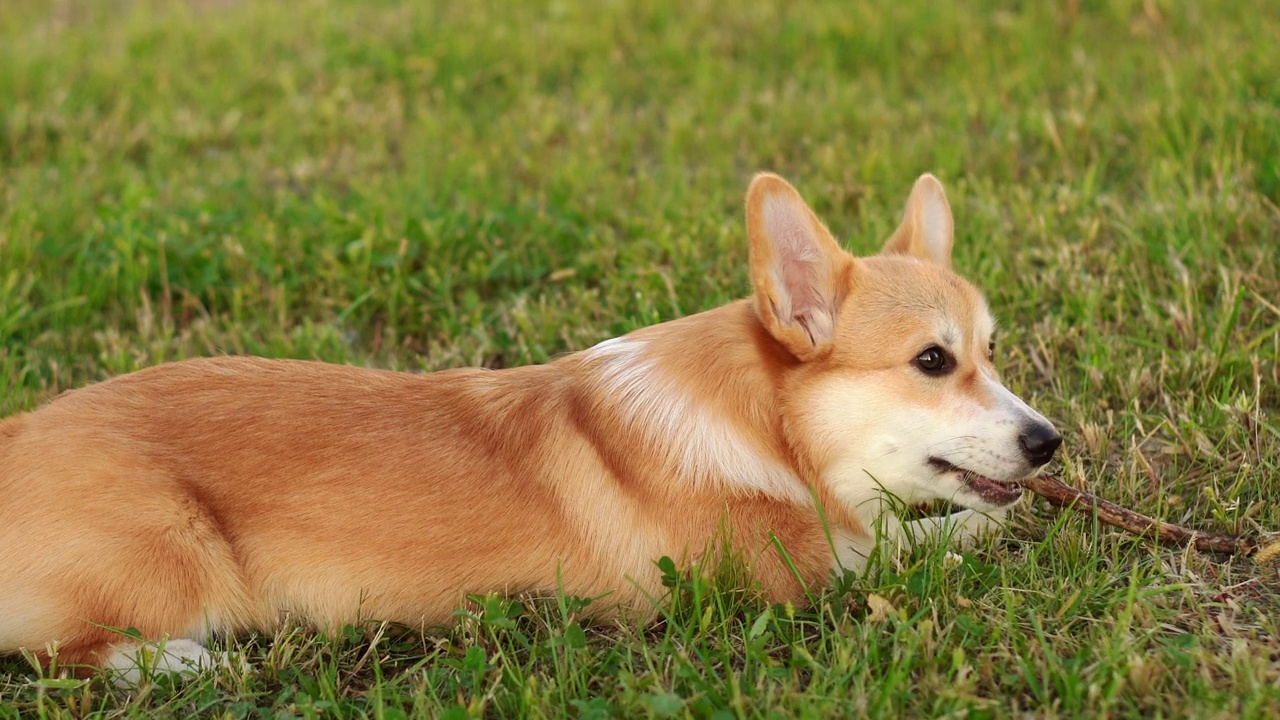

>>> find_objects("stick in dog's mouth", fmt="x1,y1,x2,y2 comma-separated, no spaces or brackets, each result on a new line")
1021,474,1268,557
928,457,1024,506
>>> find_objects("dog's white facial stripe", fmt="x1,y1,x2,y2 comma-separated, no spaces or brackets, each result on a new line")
977,306,996,343
976,365,1054,432
939,325,960,346
584,338,807,503
934,310,995,359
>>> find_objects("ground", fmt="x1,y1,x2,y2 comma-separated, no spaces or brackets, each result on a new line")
1,0,1278,717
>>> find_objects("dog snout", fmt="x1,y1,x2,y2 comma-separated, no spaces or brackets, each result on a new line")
1018,423,1062,467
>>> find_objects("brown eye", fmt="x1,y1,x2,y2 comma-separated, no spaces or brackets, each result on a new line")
915,346,951,375
987,341,996,361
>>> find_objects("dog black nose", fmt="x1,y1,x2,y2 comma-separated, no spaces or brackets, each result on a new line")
1019,424,1062,467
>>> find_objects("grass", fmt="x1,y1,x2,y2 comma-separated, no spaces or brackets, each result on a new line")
1,0,1279,716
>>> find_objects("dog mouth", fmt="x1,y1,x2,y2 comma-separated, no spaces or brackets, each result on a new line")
928,458,1024,506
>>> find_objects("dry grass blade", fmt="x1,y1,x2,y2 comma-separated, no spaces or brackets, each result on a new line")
1023,475,1260,556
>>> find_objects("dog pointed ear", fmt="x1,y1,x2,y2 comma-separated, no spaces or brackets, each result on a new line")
746,173,852,361
882,173,954,268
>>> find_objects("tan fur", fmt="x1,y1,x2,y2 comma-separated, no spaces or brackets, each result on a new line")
0,173,1058,675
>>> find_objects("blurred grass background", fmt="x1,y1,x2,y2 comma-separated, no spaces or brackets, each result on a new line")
1,0,1278,716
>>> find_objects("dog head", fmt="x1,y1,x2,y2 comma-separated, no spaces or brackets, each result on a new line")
746,173,1060,516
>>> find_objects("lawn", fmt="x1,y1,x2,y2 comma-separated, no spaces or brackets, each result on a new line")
1,0,1278,717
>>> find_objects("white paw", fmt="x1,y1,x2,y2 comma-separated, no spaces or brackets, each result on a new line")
105,638,222,687
923,507,1008,549
897,507,1009,550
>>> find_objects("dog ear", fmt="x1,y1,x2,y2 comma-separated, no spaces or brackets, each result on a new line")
746,173,852,361
881,173,954,267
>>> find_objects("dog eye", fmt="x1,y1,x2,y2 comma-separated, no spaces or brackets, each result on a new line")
987,341,995,360
914,346,951,375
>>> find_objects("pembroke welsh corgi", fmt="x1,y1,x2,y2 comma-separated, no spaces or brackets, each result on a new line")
0,173,1060,681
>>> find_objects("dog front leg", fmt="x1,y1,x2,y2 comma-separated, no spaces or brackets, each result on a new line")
897,508,1008,549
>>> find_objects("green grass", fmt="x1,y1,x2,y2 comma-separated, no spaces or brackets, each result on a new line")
2,0,1279,716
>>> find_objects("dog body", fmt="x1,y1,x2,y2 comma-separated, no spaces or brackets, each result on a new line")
0,174,1060,677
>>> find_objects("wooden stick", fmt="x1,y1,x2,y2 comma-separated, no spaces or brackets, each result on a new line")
1022,474,1257,555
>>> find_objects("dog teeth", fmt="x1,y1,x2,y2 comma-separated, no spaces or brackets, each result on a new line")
961,470,1014,487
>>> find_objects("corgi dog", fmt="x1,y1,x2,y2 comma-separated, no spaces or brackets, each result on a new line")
0,173,1060,681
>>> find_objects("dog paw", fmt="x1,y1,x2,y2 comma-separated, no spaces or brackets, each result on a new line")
941,507,1009,548
898,507,1009,550
105,638,235,687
